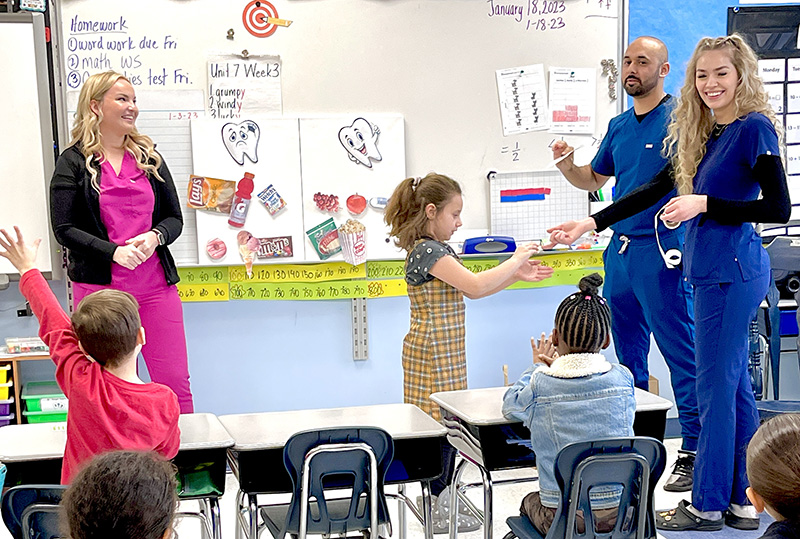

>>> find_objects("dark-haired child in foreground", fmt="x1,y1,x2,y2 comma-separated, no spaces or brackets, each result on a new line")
745,414,800,539
63,450,178,539
503,273,636,535
0,227,179,483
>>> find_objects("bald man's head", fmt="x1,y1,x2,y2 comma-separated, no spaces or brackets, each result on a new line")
622,36,670,98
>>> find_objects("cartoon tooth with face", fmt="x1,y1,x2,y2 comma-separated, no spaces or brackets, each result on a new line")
222,120,260,165
338,117,382,168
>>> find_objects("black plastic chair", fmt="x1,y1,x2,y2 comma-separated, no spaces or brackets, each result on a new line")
1,485,67,539
505,437,666,539
259,427,394,539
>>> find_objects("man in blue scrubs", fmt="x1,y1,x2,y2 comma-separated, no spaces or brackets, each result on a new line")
549,36,700,491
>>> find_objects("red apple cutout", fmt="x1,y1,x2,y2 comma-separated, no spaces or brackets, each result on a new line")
347,193,367,215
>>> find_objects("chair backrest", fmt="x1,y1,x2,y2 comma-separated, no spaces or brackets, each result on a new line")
281,427,394,538
1,485,67,539
548,437,666,539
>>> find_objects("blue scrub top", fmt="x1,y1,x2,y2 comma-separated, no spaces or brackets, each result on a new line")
684,112,778,285
592,96,677,237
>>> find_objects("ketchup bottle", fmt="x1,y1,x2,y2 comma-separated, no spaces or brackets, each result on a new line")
228,172,255,227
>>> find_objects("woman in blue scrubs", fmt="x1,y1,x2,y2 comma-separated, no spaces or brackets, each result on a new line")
547,34,790,531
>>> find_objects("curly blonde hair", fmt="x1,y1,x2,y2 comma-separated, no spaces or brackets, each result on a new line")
384,173,461,251
664,34,782,195
70,71,163,192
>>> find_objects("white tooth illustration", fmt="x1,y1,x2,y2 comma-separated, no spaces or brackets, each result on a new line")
221,120,260,165
338,117,382,168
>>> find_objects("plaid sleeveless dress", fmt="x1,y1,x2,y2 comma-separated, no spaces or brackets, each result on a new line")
402,239,467,420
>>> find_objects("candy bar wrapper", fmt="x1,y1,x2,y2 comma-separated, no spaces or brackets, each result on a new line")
256,236,293,259
339,229,367,266
187,175,236,214
306,218,341,260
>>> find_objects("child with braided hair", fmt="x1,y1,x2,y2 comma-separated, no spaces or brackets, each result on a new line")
503,273,636,535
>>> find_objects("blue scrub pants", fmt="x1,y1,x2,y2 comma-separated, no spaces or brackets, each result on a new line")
603,233,700,451
692,271,767,511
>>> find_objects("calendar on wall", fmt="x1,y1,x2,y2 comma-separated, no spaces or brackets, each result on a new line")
730,6,800,219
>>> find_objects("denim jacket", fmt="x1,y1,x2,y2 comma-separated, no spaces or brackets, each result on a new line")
502,353,635,509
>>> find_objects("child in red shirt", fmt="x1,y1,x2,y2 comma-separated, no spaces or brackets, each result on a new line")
0,227,180,483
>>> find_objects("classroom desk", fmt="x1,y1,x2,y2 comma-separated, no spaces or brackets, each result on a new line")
218,403,447,539
0,413,234,539
430,387,673,539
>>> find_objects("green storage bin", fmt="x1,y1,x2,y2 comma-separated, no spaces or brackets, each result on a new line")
21,381,67,412
22,409,67,423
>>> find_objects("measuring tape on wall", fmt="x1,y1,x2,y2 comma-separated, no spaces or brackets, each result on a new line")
175,250,604,302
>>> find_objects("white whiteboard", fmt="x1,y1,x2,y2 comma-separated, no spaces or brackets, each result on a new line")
0,13,55,275
55,0,623,260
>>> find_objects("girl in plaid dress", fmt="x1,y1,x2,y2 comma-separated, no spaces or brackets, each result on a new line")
385,172,554,532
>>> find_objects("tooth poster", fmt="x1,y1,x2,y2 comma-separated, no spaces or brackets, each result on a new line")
191,117,305,267
207,54,282,119
300,115,405,261
222,120,260,165
338,117,382,168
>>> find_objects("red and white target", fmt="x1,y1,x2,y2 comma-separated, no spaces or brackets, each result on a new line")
243,0,280,38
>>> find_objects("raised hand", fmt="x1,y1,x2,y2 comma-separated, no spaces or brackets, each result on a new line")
531,332,558,366
0,226,40,275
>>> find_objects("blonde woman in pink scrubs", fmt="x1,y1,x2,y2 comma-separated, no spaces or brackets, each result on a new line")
50,71,193,413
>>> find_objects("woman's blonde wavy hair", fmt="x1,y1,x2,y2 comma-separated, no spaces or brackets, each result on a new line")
70,71,163,192
664,34,782,195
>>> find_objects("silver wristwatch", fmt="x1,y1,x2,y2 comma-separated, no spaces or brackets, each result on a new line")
152,228,166,246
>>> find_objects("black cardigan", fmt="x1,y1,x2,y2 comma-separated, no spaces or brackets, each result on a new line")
49,143,183,286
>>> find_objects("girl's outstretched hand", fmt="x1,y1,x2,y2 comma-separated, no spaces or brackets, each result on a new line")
532,332,558,366
510,241,541,263
515,259,554,282
0,226,40,275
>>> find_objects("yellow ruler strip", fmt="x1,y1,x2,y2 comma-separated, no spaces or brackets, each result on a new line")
228,262,366,283
177,267,229,284
366,250,604,280
227,278,407,301
176,283,230,302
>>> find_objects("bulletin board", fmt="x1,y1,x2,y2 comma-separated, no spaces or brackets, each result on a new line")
0,13,56,276
53,0,624,265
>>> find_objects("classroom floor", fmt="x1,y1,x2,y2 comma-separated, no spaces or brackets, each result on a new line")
158,437,771,539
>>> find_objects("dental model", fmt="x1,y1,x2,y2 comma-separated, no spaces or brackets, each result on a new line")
221,120,260,165
338,117,382,168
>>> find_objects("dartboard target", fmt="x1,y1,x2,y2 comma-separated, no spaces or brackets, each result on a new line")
243,0,279,38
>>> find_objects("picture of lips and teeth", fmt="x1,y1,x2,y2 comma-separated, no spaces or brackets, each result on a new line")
222,119,260,165
338,117,382,168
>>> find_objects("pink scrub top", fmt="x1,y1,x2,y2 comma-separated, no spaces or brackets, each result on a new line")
74,152,167,297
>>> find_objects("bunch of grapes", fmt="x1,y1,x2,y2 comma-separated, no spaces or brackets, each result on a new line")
313,192,340,212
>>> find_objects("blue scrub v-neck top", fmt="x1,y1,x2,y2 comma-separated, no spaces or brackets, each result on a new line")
684,112,778,285
591,96,677,237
